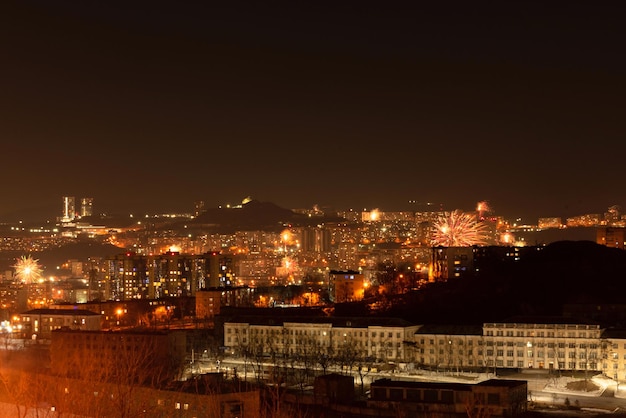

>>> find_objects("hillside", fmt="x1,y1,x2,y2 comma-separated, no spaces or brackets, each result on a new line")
171,199,346,233
385,241,626,325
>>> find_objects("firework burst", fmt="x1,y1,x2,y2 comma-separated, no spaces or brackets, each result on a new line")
476,200,491,219
13,255,43,284
431,210,490,247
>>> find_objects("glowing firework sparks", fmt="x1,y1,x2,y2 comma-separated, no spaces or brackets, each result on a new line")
13,255,43,284
500,232,515,245
476,200,491,219
431,210,490,247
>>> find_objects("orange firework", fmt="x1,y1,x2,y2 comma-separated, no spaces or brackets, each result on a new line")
13,255,43,284
431,210,490,247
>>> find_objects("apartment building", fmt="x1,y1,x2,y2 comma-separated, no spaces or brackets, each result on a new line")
19,308,101,339
328,270,365,303
106,251,238,300
223,316,419,362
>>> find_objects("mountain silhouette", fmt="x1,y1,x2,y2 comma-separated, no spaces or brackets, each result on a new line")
180,199,345,233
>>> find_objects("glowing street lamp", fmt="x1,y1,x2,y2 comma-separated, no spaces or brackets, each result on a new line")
116,308,123,326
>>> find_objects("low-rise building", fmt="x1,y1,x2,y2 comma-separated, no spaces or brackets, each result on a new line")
224,316,419,363
18,308,101,339
223,315,626,382
368,378,527,417
49,329,187,382
415,317,607,374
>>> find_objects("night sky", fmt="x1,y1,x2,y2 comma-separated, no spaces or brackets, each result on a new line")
1,1,624,222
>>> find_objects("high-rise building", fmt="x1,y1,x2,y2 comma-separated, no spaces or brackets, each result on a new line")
105,251,239,300
61,196,76,222
80,197,93,217
300,227,332,253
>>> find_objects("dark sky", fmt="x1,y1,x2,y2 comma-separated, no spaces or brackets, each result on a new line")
1,1,624,222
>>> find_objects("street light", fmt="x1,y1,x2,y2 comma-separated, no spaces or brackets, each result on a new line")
116,308,123,326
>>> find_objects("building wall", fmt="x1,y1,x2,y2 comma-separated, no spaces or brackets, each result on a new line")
19,309,101,339
224,318,626,382
328,270,364,302
597,227,626,249
368,378,527,418
415,321,626,380
105,251,238,300
605,338,626,381
430,247,475,281
49,329,187,382
224,320,419,362
0,369,260,418
196,289,221,320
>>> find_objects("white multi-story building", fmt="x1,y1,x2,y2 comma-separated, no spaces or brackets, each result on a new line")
224,316,420,362
415,318,605,373
224,315,626,382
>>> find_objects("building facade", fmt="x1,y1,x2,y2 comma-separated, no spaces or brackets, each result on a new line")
105,251,238,301
328,270,364,302
19,308,101,339
415,319,604,371
430,247,474,281
224,316,420,363
368,378,527,418
49,329,187,382
223,316,626,382
597,227,626,249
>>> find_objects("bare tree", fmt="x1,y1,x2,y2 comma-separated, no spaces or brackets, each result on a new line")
48,331,185,418
335,336,359,376
247,332,270,384
354,355,375,395
316,344,334,375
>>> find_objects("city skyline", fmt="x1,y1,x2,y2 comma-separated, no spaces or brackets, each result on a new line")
3,193,626,226
1,1,624,222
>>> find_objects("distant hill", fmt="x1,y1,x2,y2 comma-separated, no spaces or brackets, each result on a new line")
174,199,346,233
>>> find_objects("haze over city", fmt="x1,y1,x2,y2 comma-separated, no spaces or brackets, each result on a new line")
1,1,624,222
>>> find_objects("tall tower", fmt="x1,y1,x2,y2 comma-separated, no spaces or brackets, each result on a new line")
80,197,93,217
62,196,76,222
